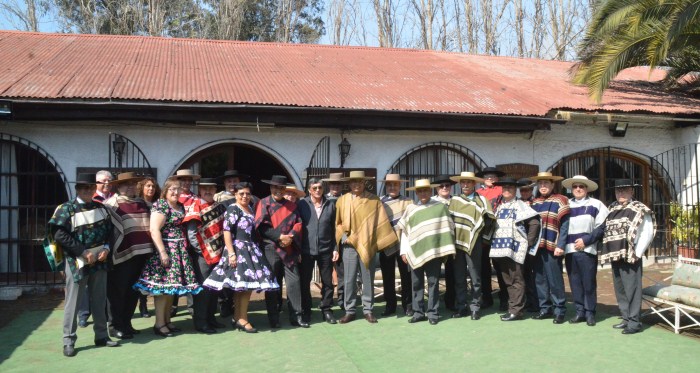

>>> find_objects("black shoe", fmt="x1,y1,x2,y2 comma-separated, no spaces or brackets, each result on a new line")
405,309,415,317
587,318,596,326
322,310,337,324
127,325,140,335
429,319,438,325
165,323,181,333
78,318,88,328
381,308,396,317
153,325,173,337
471,311,481,320
139,302,150,318
209,320,226,329
291,315,310,328
196,326,217,334
408,315,427,323
552,315,566,324
268,318,281,328
234,321,258,333
109,327,133,340
500,313,523,321
451,310,469,319
622,328,641,335
612,322,628,329
95,338,119,347
338,314,356,324
63,345,76,357
569,316,587,324
532,312,554,320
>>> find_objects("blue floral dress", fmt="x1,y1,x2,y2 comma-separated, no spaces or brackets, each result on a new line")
133,199,201,295
203,204,279,292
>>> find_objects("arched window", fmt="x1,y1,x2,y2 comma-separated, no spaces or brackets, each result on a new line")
384,142,487,195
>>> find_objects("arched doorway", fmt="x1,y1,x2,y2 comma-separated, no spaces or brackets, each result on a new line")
549,147,673,256
174,139,297,198
1,133,69,285
385,142,487,196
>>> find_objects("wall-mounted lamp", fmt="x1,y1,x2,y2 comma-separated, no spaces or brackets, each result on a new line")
0,101,12,119
112,135,127,167
609,122,628,137
339,137,351,168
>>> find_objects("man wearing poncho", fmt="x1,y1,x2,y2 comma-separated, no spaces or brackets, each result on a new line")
448,171,495,320
336,171,398,324
489,177,541,321
601,179,655,335
398,179,456,325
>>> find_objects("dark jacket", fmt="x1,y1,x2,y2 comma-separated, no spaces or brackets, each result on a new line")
297,196,337,255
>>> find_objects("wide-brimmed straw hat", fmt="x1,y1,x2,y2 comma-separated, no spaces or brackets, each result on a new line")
611,179,641,189
406,179,439,191
70,173,99,185
218,170,248,182
285,185,306,198
450,171,484,183
530,171,564,182
198,178,218,186
168,169,201,181
322,173,344,183
110,172,144,185
341,170,375,181
517,178,536,189
262,175,289,186
476,167,506,178
562,175,598,192
379,174,408,183
493,177,525,187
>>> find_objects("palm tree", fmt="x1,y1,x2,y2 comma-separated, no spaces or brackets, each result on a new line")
571,0,700,103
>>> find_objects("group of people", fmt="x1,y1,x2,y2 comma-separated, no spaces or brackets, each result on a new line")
48,165,655,357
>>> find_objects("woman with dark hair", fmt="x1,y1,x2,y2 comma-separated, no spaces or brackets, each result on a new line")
135,176,160,318
133,179,201,337
204,182,279,333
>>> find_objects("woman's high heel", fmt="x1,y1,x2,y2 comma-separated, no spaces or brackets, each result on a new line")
153,325,173,337
165,323,181,333
234,320,258,334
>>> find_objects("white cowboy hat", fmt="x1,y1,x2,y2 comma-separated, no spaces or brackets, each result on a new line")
321,173,344,182
167,169,201,181
561,175,598,192
341,170,375,181
449,171,484,183
529,171,564,182
379,173,408,183
406,179,439,191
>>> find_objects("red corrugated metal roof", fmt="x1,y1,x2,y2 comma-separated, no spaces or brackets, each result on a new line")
0,30,698,117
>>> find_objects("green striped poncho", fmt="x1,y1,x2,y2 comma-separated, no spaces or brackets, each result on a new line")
448,194,495,255
396,200,456,269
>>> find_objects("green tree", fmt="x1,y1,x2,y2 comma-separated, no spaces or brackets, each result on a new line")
571,0,700,103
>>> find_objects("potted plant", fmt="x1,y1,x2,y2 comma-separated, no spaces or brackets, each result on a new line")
669,202,700,258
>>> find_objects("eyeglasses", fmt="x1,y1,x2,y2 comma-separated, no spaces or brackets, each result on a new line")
310,186,323,191
237,192,252,197
572,184,587,189
439,184,452,189
167,187,180,192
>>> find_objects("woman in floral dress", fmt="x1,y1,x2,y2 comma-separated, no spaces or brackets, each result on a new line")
133,179,201,337
204,182,279,333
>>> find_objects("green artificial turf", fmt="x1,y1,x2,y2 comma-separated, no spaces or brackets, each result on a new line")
0,304,697,372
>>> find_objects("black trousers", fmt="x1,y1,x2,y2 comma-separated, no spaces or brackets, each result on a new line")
190,253,219,328
443,256,456,310
523,254,538,310
300,252,335,314
264,246,302,321
379,250,412,313
612,259,643,331
565,252,598,318
335,248,344,311
453,246,482,312
482,243,508,306
107,255,147,331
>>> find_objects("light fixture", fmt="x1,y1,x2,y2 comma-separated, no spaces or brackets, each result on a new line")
339,137,351,168
609,122,628,137
0,101,11,119
112,135,127,167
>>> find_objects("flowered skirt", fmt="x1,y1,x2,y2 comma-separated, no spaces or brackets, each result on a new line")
133,238,202,296
203,240,279,292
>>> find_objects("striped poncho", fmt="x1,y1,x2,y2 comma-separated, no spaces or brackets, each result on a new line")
381,195,413,255
490,199,539,264
600,200,656,265
396,200,456,269
103,194,154,265
564,197,608,255
531,194,570,252
195,201,227,264
448,193,495,255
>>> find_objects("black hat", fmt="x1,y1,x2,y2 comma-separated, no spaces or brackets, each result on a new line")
432,174,456,185
493,177,525,187
218,170,249,181
476,167,506,178
199,178,218,186
262,175,289,186
517,178,535,189
611,179,641,189
71,173,98,185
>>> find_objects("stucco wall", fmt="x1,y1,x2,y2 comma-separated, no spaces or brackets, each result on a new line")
1,119,684,193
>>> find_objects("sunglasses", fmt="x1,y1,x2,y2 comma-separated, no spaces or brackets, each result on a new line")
310,186,323,190
572,184,587,189
439,184,452,189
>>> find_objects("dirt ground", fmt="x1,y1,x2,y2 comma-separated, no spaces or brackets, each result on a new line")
1,261,697,338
